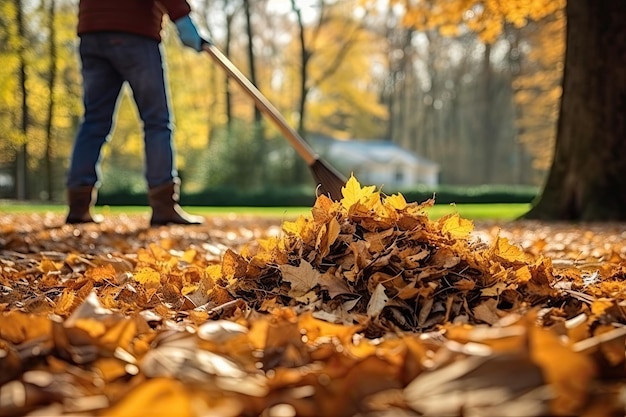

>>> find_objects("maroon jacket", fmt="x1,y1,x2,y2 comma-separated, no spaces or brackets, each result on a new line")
77,0,192,41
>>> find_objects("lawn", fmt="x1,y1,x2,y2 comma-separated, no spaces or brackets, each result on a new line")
0,202,530,220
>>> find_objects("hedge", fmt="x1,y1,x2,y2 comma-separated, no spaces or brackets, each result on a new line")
96,184,539,207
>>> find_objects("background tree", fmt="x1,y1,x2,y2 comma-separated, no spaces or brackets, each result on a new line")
15,0,29,200
395,0,626,220
44,0,57,200
524,0,626,220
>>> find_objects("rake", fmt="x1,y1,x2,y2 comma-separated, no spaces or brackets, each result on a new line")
202,42,347,201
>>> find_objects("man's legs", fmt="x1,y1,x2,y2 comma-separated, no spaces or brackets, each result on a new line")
66,34,124,223
67,34,124,189
112,36,175,188
112,35,202,225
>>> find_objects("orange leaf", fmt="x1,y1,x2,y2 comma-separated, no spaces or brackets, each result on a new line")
101,378,195,417
530,326,596,415
590,298,613,316
54,289,76,316
85,264,116,283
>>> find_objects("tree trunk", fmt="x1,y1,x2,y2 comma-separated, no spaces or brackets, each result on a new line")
224,11,234,126
524,0,626,221
290,0,309,136
15,0,29,201
45,0,57,201
243,0,262,126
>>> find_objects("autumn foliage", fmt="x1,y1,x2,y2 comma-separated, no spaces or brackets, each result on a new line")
1,176,626,416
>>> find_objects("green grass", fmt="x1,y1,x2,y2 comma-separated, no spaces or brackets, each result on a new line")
429,203,530,220
0,202,530,221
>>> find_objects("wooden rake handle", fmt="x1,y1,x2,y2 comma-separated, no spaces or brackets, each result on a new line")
202,42,318,166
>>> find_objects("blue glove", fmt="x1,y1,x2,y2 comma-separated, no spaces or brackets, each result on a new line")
175,15,202,52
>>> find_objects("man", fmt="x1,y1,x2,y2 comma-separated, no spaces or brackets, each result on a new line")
66,0,205,226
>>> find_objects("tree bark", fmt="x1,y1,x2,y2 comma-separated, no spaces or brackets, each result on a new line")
15,0,29,201
45,0,57,201
290,0,309,136
524,0,626,221
243,0,262,126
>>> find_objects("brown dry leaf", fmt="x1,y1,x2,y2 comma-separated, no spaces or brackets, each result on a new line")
473,299,504,325
279,260,320,298
404,353,547,417
367,283,389,317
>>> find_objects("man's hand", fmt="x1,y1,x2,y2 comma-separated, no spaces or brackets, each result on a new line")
175,15,202,52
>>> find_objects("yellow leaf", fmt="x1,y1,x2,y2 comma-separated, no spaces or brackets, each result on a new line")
591,298,614,316
205,264,222,281
181,283,198,296
438,213,474,239
133,267,161,288
282,215,308,237
493,236,532,263
181,249,197,264
341,174,377,210
515,265,533,282
38,258,62,273
385,193,407,210
361,189,382,211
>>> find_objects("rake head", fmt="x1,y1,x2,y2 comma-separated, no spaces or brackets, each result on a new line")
310,158,347,201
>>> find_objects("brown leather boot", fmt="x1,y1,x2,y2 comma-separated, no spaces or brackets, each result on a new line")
66,186,103,224
148,179,204,226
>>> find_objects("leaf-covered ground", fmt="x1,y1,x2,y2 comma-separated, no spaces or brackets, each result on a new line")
1,180,626,416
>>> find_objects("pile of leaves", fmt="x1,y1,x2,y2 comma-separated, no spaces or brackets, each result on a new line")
1,176,626,416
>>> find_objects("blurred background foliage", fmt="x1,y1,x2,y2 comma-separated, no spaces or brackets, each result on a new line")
0,0,564,204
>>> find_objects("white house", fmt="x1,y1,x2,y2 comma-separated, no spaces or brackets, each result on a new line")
309,136,440,188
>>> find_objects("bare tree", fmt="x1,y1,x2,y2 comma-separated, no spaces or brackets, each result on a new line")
44,0,57,200
15,0,29,200
289,0,369,136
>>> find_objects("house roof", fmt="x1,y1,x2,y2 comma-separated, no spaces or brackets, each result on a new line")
308,135,439,169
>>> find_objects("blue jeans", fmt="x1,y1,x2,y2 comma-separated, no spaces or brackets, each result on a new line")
66,32,177,189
